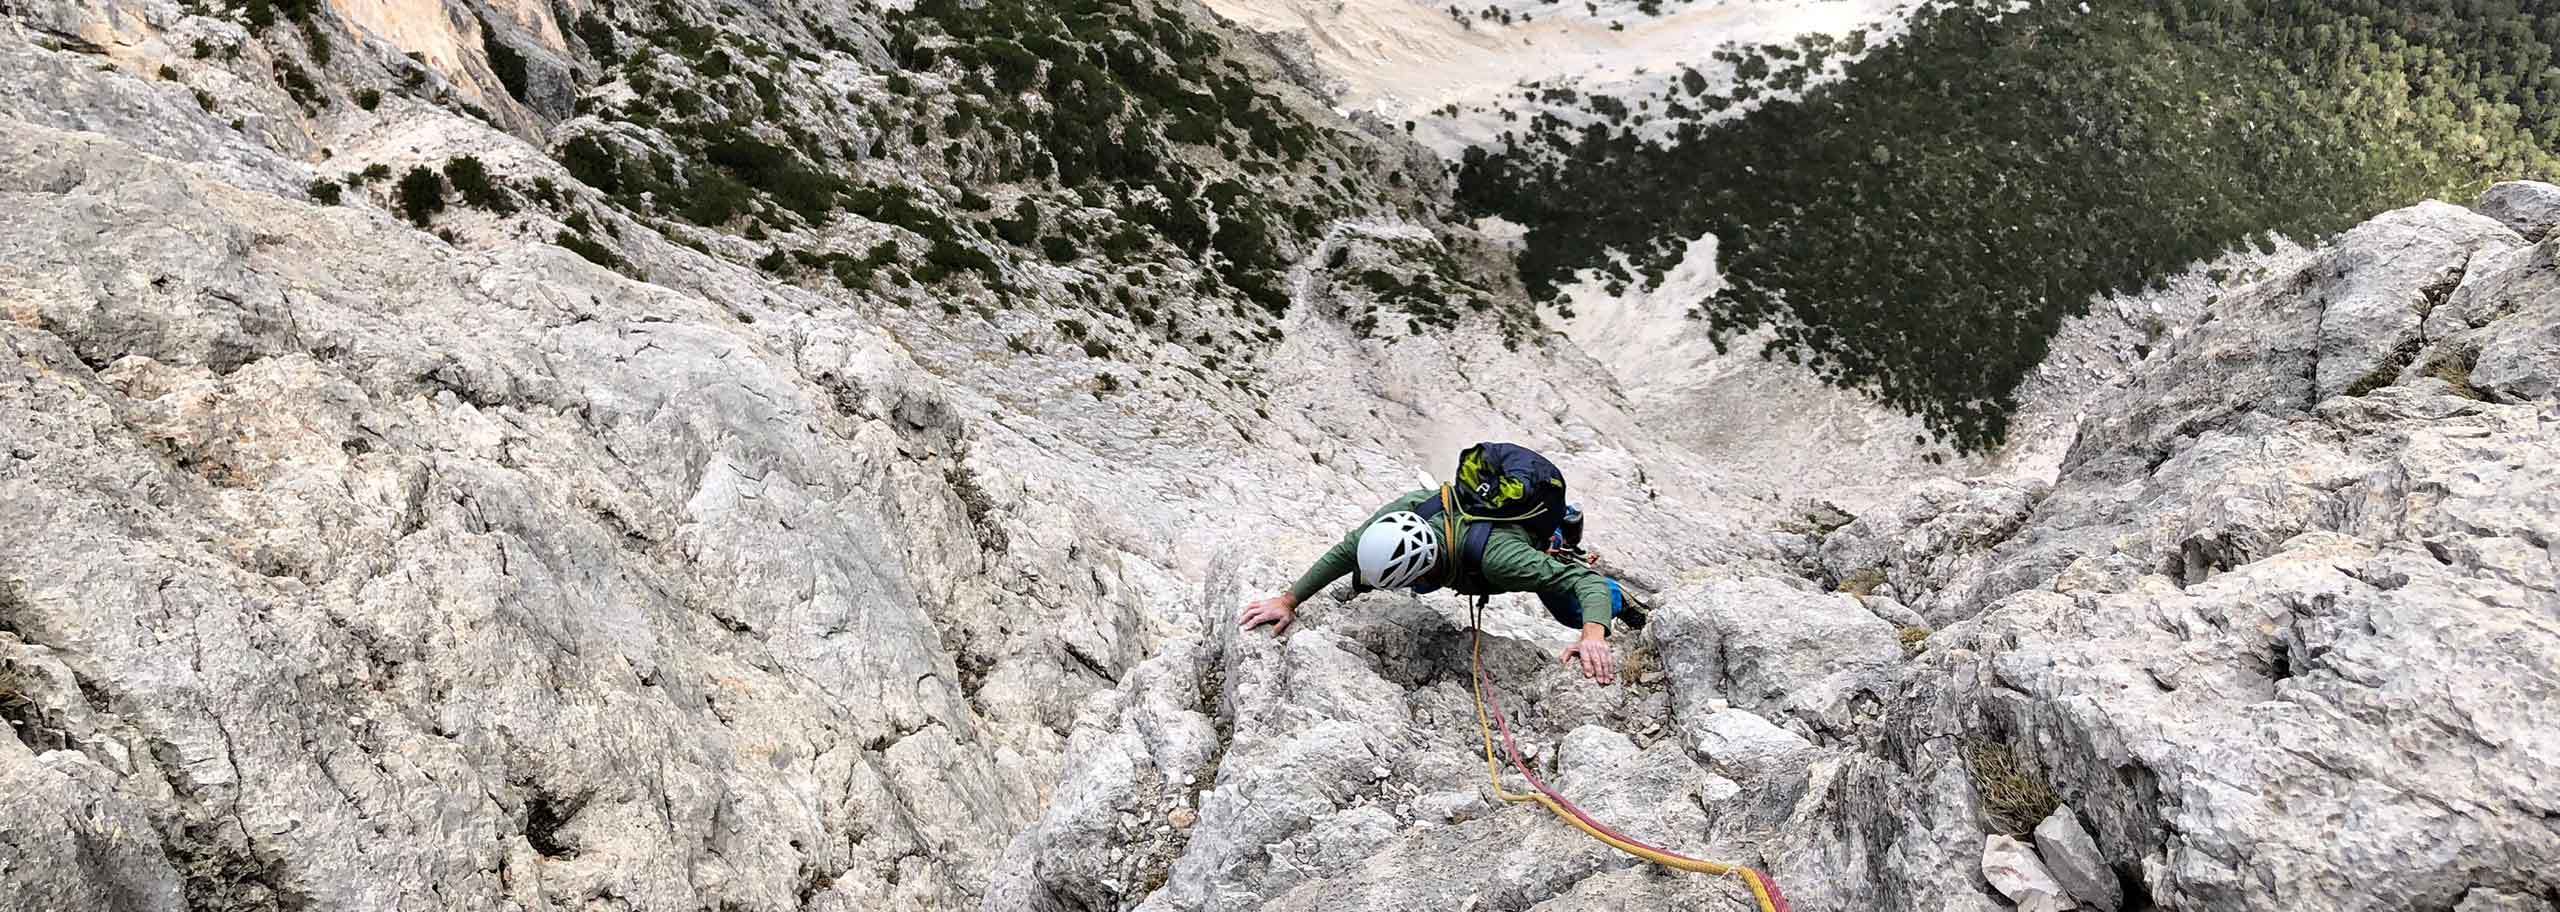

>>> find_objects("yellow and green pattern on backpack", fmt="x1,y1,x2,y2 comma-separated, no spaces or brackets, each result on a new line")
1459,448,1530,508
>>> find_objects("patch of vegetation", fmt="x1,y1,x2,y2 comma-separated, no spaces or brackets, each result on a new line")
1837,566,1887,597
300,18,331,65
1963,737,2058,835
993,198,1041,245
274,56,325,111
1457,0,2560,451
396,166,445,227
356,88,381,110
2422,345,2486,400
443,156,516,214
481,17,530,101
573,12,620,65
241,0,317,29
556,230,624,269
307,177,341,205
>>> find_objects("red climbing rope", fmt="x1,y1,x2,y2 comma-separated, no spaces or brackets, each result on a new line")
1469,599,1792,912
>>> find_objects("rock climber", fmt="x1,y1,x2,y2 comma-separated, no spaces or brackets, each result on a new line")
1238,478,1646,684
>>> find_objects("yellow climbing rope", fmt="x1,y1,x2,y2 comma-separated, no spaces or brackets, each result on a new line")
1467,599,1791,912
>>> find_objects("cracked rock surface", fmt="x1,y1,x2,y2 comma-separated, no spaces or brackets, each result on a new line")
1,0,2555,908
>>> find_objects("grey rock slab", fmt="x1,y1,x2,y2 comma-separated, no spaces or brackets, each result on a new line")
1688,709,1812,782
2477,180,2560,241
2308,201,2518,401
2034,806,2121,912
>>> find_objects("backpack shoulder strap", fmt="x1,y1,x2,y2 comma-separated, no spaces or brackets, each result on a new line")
1457,522,1494,592
1420,484,1500,591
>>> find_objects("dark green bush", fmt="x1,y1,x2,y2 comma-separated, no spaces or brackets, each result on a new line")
558,134,620,195
556,230,623,268
396,167,446,227
481,19,530,101
1458,0,2560,450
307,177,342,205
443,156,515,214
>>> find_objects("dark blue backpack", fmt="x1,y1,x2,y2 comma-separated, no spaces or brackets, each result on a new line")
1411,443,1570,593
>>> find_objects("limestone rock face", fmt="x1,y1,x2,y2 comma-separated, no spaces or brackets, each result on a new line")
3,0,2557,909
2477,179,2560,241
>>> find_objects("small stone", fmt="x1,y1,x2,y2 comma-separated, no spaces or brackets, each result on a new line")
1369,765,1389,780
1167,808,1197,829
2034,806,2121,912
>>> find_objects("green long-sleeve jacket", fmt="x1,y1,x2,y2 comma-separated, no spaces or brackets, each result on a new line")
1285,489,1617,628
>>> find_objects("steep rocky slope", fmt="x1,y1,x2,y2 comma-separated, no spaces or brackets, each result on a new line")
3,0,2557,911
1191,0,1903,154
992,195,2560,911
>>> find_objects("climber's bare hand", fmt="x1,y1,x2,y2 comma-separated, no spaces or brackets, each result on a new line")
1560,634,1614,684
1240,594,1299,636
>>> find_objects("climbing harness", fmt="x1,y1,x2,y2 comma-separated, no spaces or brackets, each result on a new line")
1467,597,1793,912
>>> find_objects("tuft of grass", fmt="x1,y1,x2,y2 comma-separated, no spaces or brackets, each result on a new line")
1838,567,1888,597
1897,626,1929,657
1963,737,2058,835
2423,346,2484,400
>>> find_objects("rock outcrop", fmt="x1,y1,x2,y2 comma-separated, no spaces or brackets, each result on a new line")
1,0,2554,909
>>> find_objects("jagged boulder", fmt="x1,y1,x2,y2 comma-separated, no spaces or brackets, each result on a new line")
2033,807,2120,912
2476,180,2560,241
1816,476,2046,623
1649,578,1902,741
2063,201,2520,481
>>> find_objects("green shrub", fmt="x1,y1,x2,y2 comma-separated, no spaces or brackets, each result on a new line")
481,19,530,101
396,167,446,227
442,156,515,214
574,12,620,64
993,198,1040,245
916,237,997,282
557,134,620,195
307,177,342,205
356,88,381,110
1460,0,2560,450
1041,235,1079,262
301,19,331,65
679,170,754,225
275,57,324,111
555,230,623,268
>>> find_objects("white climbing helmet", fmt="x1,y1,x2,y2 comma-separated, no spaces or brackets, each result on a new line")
1356,510,1442,589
